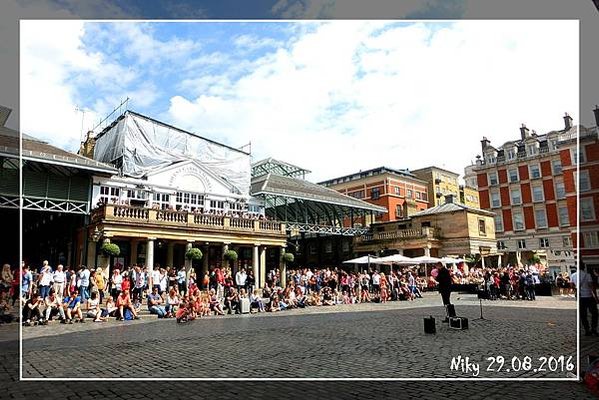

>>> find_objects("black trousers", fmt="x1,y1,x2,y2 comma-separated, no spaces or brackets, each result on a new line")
440,289,451,306
581,297,598,333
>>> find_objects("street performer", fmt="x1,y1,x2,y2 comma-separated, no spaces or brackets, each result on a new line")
435,262,453,322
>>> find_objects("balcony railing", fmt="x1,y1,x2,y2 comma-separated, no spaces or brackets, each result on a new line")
92,204,286,235
355,227,440,243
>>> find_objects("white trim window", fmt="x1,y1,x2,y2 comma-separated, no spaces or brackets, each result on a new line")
532,185,544,202
497,241,507,250
539,238,550,248
488,172,498,186
562,236,571,247
529,164,541,179
583,232,599,248
552,159,562,174
580,170,591,192
510,187,522,205
526,144,537,156
513,209,524,231
507,148,516,161
572,147,585,164
558,206,570,226
99,186,120,204
517,239,526,249
490,190,501,208
152,193,171,210
508,168,519,183
534,208,548,228
555,181,566,199
494,214,504,232
581,197,596,222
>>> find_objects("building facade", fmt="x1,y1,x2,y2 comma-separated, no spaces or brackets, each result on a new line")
474,114,578,274
319,167,429,223
411,166,459,207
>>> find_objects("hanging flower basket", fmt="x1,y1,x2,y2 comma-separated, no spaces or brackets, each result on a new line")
186,248,203,261
281,252,295,263
223,249,238,262
101,242,120,257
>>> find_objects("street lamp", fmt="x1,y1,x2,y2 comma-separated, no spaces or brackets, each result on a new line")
90,226,102,242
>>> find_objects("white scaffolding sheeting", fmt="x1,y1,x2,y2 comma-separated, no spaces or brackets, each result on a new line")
93,111,251,196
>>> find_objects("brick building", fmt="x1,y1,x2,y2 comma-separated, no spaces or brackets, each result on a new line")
561,107,599,270
319,167,428,223
411,166,479,208
473,113,578,274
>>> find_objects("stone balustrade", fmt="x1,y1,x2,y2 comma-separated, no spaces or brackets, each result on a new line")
355,227,440,243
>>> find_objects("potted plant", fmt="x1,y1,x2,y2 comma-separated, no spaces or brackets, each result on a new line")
223,249,238,262
101,242,120,257
185,248,203,261
281,252,295,264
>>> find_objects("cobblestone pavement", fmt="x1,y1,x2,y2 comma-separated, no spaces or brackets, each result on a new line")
0,295,596,398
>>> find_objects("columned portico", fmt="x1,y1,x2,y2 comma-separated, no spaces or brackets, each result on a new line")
279,246,287,288
86,240,97,269
130,239,139,266
167,241,175,268
202,243,209,276
424,246,431,257
185,241,194,289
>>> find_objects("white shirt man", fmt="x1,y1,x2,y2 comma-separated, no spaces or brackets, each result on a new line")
151,269,161,288
235,269,247,288
372,272,381,286
571,265,598,336
52,265,66,299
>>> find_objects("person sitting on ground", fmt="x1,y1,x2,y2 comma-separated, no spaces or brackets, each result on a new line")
62,290,84,324
208,288,224,315
322,287,335,306
44,289,65,322
147,286,167,318
165,288,180,318
23,292,44,325
192,289,204,317
224,286,241,315
175,299,191,323
294,287,307,308
268,293,280,312
101,296,118,319
0,292,14,323
116,289,139,320
86,291,105,322
249,289,265,313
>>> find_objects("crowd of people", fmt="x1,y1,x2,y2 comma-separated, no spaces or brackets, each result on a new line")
0,258,580,327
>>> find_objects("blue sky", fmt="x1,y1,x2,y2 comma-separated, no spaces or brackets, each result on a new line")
20,20,578,183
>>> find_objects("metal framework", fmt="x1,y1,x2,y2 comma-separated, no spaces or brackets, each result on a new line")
252,158,310,179
22,196,89,214
285,221,370,236
0,194,19,209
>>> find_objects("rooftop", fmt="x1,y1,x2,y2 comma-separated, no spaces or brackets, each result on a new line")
411,199,495,218
318,166,425,186
252,157,311,179
411,166,460,177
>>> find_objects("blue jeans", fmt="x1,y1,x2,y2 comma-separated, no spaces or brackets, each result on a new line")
149,305,166,317
39,285,50,300
79,286,89,303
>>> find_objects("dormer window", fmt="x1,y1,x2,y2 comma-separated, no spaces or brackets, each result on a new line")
526,143,538,156
506,148,516,160
485,151,497,164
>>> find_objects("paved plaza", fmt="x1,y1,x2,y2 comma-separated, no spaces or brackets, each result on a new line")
0,295,596,398
16,294,578,379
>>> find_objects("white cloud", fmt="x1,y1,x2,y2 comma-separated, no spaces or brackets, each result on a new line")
233,34,282,52
167,21,578,183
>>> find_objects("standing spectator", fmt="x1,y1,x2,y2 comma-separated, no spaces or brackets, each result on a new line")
131,266,145,305
151,267,161,293
95,267,106,302
247,269,255,293
67,267,77,295
159,268,168,295
110,268,122,299
177,267,187,295
372,270,381,295
235,268,247,291
38,261,53,300
147,286,167,318
21,264,33,300
52,264,66,299
435,263,453,322
78,265,91,304
1,264,13,294
572,264,598,336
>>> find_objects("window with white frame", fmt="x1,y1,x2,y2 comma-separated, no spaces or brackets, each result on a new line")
532,185,544,202
494,214,504,232
550,139,558,150
152,193,171,209
529,164,541,179
486,153,497,164
580,170,591,192
513,209,524,231
562,236,571,247
507,148,516,160
407,189,413,198
209,199,227,211
581,197,596,221
99,186,120,204
539,238,549,248
497,241,507,250
488,172,498,186
508,168,519,183
526,144,537,156
558,206,570,226
175,191,204,211
535,208,548,228
552,159,562,174
583,232,599,248
517,239,526,249
478,219,487,236
572,147,585,164
394,186,400,195
555,181,566,199
510,187,521,205
490,190,501,208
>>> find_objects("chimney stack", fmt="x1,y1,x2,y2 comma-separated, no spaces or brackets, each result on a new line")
520,124,530,140
563,112,573,130
444,194,455,204
594,105,599,127
480,137,490,153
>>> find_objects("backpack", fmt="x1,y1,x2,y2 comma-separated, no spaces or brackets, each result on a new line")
124,308,133,320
